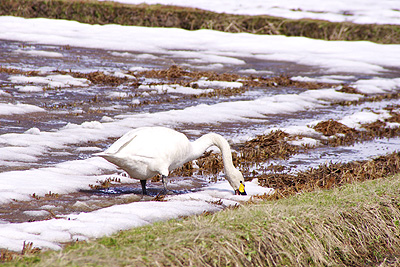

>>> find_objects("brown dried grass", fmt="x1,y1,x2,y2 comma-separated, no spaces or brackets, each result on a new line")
239,130,299,162
173,111,400,191
313,119,355,136
1,0,399,44
259,151,400,199
137,65,333,90
1,242,41,263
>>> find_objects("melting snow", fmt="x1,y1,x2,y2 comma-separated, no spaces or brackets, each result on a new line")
1,17,400,75
0,5,400,252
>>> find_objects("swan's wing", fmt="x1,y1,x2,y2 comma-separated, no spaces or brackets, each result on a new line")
97,127,192,176
103,127,150,154
103,127,190,159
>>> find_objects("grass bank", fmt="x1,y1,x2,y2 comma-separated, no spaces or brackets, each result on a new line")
1,0,400,44
6,174,400,266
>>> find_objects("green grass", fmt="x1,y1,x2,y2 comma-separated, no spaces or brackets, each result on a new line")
1,0,400,44
6,174,400,266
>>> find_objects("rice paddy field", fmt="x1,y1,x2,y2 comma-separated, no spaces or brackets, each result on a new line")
1,0,400,265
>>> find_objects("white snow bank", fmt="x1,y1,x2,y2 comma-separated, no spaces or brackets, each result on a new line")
138,84,214,95
339,110,391,129
106,91,130,98
101,0,400,25
9,74,90,88
16,85,43,93
353,77,400,94
291,75,357,84
190,79,243,89
0,180,272,252
13,49,64,58
0,157,123,204
0,103,45,116
1,17,400,75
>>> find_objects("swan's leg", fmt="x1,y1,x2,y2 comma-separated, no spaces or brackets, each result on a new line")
140,179,147,195
161,175,168,192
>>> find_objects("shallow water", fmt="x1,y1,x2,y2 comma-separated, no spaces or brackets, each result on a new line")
1,39,400,223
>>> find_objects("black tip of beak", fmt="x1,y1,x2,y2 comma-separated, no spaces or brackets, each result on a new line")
235,189,247,196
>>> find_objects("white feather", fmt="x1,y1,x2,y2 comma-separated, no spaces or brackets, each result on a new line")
95,127,245,194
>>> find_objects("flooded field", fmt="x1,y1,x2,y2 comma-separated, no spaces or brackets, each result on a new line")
1,37,400,251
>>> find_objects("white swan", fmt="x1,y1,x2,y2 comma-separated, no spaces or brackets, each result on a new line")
95,127,246,195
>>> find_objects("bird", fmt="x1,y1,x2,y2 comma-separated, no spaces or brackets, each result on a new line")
95,126,247,196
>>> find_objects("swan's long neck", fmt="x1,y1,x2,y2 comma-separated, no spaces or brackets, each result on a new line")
190,133,236,174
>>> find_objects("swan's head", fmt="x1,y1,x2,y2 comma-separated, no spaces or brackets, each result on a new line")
227,168,247,196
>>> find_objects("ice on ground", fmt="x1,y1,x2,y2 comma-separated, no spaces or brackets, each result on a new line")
0,103,45,116
299,88,362,102
190,79,243,89
0,86,390,207
13,49,64,58
353,78,400,94
0,90,12,97
138,84,214,95
103,70,136,79
1,17,400,75
23,210,50,217
0,180,272,252
16,85,43,93
291,75,357,84
9,74,90,88
106,91,130,99
0,87,365,175
340,110,391,129
0,157,124,204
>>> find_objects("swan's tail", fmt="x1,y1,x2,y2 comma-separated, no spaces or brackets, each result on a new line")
94,152,122,166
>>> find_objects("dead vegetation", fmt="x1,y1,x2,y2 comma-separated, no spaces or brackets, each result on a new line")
3,64,398,104
313,119,354,136
21,242,41,255
89,177,121,190
1,0,399,44
31,191,60,200
1,65,331,91
5,63,399,204
56,70,134,86
239,130,300,162
137,65,333,90
259,152,400,199
0,249,15,262
314,108,400,146
0,67,39,76
337,92,400,106
1,65,339,109
169,107,400,201
0,241,41,263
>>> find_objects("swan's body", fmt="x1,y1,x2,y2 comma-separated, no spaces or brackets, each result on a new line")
95,127,246,195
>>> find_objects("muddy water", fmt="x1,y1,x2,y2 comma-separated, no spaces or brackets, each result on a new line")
1,40,400,223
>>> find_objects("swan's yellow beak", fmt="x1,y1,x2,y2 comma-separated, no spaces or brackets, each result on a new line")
235,182,247,195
